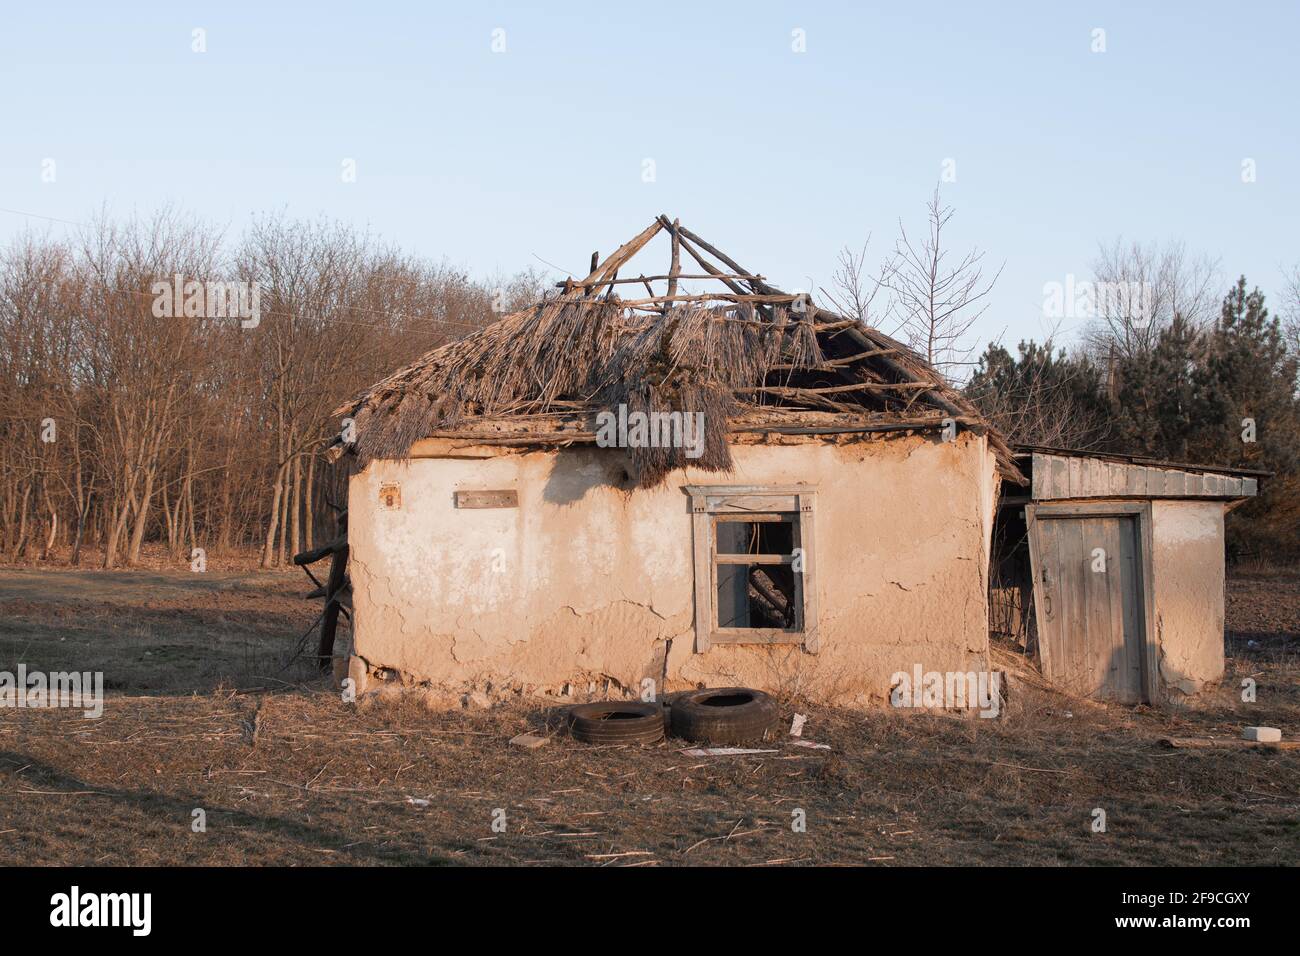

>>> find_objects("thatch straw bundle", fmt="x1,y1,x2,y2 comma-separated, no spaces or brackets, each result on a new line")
336,236,1023,485
339,295,838,486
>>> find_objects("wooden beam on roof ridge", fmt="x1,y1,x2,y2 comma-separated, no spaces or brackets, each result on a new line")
554,272,763,289
666,217,682,295
670,234,750,298
656,215,749,293
579,218,664,290
670,221,779,297
645,219,1016,466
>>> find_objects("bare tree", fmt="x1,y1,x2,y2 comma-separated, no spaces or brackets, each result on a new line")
0,210,545,569
1083,238,1220,363
1281,262,1300,366
819,237,888,327
882,187,1002,382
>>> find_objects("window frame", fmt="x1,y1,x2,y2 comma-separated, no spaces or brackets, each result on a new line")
685,485,819,653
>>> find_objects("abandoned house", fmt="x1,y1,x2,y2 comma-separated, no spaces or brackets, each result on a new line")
329,216,1256,709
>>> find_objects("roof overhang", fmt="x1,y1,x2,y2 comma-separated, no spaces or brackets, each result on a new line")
1015,446,1264,501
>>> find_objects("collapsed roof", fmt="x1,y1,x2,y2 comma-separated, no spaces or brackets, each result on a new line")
336,215,1022,486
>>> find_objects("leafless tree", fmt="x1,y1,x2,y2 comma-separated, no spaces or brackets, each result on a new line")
881,187,1002,383
819,237,889,328
1281,262,1300,366
0,210,545,569
1082,238,1220,363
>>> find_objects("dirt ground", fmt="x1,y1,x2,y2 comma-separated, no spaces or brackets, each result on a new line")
0,566,1296,866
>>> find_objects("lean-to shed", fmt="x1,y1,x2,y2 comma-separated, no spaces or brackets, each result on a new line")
992,446,1263,702
333,216,1020,706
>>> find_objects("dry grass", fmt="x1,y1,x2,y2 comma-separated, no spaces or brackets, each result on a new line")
0,568,1296,866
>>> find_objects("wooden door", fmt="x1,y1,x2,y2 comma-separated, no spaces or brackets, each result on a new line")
1029,511,1146,702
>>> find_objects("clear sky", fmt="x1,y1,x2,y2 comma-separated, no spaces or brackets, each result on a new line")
2,1,1296,355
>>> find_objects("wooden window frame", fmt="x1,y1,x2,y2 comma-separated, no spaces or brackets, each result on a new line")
686,485,819,653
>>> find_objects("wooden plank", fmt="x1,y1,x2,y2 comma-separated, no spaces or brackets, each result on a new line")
1107,461,1127,496
1064,517,1090,693
1083,517,1114,698
1050,517,1073,686
690,498,712,653
454,490,518,509
1026,506,1053,680
705,494,799,514
1136,502,1159,704
1097,518,1118,695
1087,458,1105,496
1035,516,1061,681
1049,456,1069,499
1118,516,1144,700
797,492,819,653
316,543,350,670
1102,516,1128,699
710,628,804,645
1034,502,1145,517
684,484,814,496
1160,737,1300,751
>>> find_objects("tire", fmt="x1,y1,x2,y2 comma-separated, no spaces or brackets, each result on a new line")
569,702,665,745
669,687,779,745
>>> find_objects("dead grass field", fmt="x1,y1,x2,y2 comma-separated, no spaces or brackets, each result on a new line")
0,566,1296,866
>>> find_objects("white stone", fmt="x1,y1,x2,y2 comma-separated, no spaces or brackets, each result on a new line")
1243,726,1281,743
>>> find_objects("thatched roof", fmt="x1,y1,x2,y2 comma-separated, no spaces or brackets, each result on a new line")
335,216,1022,486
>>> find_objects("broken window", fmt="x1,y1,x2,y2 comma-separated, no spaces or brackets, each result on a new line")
715,518,799,629
686,486,819,652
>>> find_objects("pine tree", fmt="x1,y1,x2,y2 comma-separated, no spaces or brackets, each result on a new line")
1109,313,1202,462
1194,277,1299,470
1195,278,1300,556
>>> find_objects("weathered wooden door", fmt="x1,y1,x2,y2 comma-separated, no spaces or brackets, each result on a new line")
1028,509,1148,702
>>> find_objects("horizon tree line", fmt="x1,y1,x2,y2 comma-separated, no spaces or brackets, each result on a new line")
2,205,1297,567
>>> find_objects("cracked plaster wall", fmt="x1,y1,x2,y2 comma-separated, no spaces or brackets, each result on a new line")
1150,499,1227,696
347,432,999,706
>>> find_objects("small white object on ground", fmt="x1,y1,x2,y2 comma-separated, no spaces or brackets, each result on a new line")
789,713,807,737
790,740,831,750
1243,726,1282,743
680,747,780,757
405,796,431,808
509,733,549,749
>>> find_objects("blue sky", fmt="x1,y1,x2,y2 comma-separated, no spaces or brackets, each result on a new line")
2,1,1296,355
